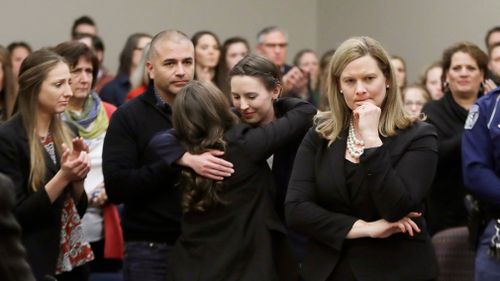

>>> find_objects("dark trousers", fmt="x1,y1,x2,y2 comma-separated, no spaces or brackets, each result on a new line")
88,240,122,273
123,241,174,281
56,264,90,281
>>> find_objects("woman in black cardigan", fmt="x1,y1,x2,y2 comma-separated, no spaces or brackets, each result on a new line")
0,49,92,281
285,37,439,281
422,41,488,235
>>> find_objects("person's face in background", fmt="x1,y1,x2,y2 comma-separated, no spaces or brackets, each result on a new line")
257,31,288,67
340,55,388,110
425,66,443,100
226,42,248,70
195,34,220,69
74,23,97,38
403,87,428,117
10,46,30,80
390,58,406,90
297,52,319,82
446,51,484,97
487,31,500,50
147,39,195,99
70,57,93,100
230,75,280,125
132,36,152,70
37,62,73,115
488,46,500,77
0,62,4,91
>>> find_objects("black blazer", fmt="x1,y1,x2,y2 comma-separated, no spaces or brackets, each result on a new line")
285,121,439,281
166,98,316,281
0,114,87,280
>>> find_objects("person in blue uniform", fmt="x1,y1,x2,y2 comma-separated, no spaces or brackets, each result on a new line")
462,88,500,281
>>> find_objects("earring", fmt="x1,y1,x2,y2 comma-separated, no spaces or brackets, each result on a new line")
386,85,389,89
340,90,344,94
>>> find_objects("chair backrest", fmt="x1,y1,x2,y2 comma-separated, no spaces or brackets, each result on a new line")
432,226,476,281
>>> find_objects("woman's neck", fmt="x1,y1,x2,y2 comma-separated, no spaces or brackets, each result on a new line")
36,111,52,137
67,97,86,113
451,90,478,110
196,64,215,81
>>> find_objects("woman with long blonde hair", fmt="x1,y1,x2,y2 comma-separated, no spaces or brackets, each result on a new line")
0,49,92,281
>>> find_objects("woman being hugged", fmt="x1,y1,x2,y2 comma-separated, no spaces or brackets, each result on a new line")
285,36,439,281
0,49,93,281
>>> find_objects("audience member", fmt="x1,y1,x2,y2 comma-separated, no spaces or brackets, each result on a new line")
286,36,438,281
103,30,228,281
71,15,97,40
390,55,407,93
191,31,221,83
0,45,16,122
0,173,36,281
318,48,336,110
485,26,500,51
126,42,151,102
7,41,32,84
293,49,320,106
256,26,307,96
216,36,250,100
402,84,431,118
485,42,500,91
423,41,488,235
99,33,151,106
420,61,444,100
0,49,92,281
462,87,500,281
53,41,123,274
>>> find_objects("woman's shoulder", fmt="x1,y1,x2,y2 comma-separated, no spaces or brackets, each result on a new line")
0,114,24,139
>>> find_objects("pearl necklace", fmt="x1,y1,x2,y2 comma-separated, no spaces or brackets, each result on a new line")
347,119,364,158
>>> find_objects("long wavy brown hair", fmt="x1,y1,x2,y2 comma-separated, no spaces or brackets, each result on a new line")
172,80,239,213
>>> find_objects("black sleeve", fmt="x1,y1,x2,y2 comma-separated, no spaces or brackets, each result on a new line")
238,98,316,161
103,108,176,204
0,133,56,232
285,129,358,251
360,123,439,221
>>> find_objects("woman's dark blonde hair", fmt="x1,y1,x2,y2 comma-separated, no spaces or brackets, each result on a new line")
173,80,238,213
17,49,73,191
315,36,414,145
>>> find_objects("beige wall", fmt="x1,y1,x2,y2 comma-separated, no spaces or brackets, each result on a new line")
3,1,499,83
1,0,317,75
317,0,500,83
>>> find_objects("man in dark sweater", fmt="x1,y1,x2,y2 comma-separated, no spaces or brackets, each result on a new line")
103,30,196,281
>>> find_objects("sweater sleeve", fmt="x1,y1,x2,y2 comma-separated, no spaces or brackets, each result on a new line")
103,107,177,204
462,100,500,205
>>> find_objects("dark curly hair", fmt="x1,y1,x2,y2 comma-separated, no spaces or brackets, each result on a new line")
173,80,238,213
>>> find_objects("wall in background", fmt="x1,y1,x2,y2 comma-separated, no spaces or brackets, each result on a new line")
1,0,317,75
317,0,500,82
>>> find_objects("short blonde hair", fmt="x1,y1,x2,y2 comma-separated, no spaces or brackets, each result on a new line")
315,36,413,145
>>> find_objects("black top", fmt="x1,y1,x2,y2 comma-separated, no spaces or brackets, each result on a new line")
286,122,439,281
422,91,471,235
103,84,182,243
156,98,316,281
0,114,88,280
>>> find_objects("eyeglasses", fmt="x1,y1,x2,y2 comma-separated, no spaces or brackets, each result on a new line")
404,101,425,107
134,47,145,51
263,43,288,49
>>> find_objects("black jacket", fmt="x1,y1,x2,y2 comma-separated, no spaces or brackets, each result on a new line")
103,85,182,243
286,122,439,281
165,98,316,281
0,114,87,280
422,91,471,234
